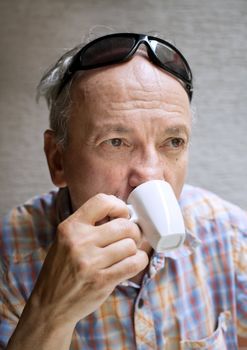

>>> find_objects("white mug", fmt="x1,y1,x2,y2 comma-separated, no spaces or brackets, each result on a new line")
127,180,185,252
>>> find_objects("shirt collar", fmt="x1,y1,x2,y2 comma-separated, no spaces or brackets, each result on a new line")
158,230,201,260
119,232,201,288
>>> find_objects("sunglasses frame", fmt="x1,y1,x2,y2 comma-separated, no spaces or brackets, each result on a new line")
58,33,193,100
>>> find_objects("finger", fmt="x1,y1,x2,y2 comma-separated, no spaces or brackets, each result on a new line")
96,238,138,269
103,249,149,285
71,194,129,225
96,218,141,248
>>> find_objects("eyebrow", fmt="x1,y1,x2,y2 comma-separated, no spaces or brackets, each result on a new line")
89,122,191,143
165,125,190,136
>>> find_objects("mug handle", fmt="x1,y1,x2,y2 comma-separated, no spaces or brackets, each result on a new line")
127,204,139,224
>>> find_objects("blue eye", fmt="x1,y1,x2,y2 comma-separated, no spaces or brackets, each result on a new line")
108,138,123,147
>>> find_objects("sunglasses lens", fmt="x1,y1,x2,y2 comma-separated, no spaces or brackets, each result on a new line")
59,34,192,100
151,40,190,81
81,37,136,67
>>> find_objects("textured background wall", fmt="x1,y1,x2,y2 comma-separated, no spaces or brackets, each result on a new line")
0,0,246,218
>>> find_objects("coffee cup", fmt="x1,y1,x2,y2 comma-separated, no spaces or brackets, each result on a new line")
127,180,185,252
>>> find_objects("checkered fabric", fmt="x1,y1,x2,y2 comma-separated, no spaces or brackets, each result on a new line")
0,185,246,349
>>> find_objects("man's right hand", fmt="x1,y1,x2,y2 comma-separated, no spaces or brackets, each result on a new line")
7,193,149,350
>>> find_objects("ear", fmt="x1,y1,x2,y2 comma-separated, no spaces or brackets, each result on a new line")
44,129,67,188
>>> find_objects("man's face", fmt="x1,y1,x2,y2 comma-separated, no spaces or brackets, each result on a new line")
58,55,192,210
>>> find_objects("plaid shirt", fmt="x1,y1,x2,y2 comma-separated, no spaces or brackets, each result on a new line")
0,185,246,349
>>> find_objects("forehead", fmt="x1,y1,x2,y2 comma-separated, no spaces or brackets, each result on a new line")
67,55,192,142
71,54,189,106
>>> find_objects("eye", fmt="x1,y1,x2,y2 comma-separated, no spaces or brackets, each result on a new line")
162,137,186,152
106,138,123,147
170,138,185,148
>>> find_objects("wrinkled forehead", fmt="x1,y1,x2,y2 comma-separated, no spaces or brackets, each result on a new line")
71,53,189,105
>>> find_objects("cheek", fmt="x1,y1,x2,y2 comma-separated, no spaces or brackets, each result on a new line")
166,153,188,198
65,155,128,207
176,155,189,193
84,156,127,184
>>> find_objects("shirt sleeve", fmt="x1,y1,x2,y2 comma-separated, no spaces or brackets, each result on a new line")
231,208,247,338
0,192,57,349
0,265,26,349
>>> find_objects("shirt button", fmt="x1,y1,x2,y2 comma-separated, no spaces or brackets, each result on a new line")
138,298,144,308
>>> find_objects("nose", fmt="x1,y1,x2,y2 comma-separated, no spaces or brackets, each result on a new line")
128,146,165,188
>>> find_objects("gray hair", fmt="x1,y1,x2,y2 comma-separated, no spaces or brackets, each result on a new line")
37,26,118,147
37,43,85,147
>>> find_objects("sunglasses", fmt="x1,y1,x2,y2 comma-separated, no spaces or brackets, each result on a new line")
58,33,193,100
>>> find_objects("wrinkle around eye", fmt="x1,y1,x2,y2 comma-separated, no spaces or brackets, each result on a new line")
99,138,132,154
161,137,187,152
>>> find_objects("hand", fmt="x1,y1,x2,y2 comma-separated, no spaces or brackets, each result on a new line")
29,193,149,327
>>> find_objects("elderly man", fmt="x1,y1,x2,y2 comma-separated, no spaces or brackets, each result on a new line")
0,33,246,349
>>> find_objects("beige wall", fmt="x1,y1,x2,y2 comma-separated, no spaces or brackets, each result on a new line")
0,0,247,217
